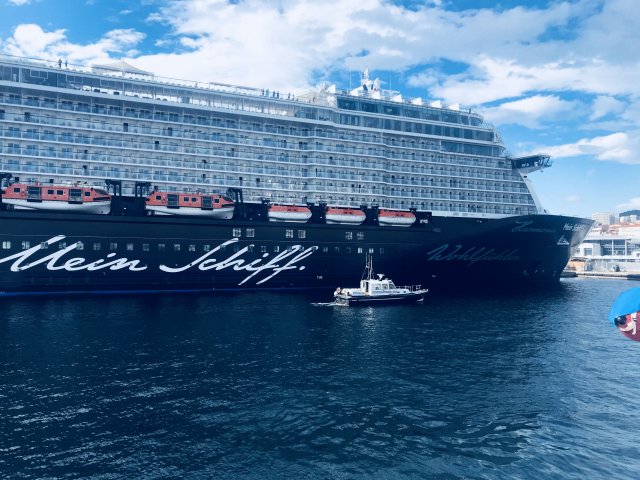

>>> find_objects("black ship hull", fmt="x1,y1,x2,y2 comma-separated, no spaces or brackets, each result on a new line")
0,209,591,296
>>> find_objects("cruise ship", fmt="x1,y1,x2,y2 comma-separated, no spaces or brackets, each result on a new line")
0,55,592,295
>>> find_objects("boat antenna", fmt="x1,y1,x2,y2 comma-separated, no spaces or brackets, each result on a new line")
361,254,374,281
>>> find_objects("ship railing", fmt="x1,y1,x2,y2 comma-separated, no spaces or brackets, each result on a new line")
0,53,487,123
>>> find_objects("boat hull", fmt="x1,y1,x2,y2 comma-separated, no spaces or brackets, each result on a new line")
2,199,111,215
146,205,234,219
0,210,592,296
334,292,425,306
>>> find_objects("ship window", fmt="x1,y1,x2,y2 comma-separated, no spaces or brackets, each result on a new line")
189,244,196,252
57,190,64,195
233,228,241,238
174,244,180,251
233,245,240,253
246,228,255,238
13,187,20,193
127,243,134,251
260,245,267,253
76,242,84,251
47,189,54,195
368,248,374,254
297,230,306,239
2,241,11,249
285,229,294,239
379,247,385,254
357,232,364,240
40,242,48,250
142,243,150,252
322,246,329,253
84,191,91,197
346,247,352,254
21,241,30,250
274,245,280,252
183,197,189,202
358,247,363,254
57,242,67,250
158,243,166,251
204,245,211,252
334,246,340,253
345,232,353,240
93,243,101,251
155,195,161,200
110,243,117,251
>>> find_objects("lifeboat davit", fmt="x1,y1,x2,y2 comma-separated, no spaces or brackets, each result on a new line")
325,207,366,225
268,205,312,223
378,209,416,227
1,183,111,214
146,191,235,218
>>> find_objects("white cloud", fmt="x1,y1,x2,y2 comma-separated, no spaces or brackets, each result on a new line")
481,95,581,128
565,194,582,203
539,132,640,163
4,0,640,101
8,0,31,5
591,95,626,121
2,24,145,65
3,24,66,57
617,197,640,212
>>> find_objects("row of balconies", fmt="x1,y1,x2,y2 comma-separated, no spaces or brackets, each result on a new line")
0,136,513,183
0,146,528,193
0,93,497,149
1,158,535,204
13,170,538,215
1,112,500,162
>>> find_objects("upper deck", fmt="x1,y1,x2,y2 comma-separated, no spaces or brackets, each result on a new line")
0,54,491,137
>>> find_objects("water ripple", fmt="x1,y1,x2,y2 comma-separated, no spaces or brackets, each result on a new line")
1,280,640,478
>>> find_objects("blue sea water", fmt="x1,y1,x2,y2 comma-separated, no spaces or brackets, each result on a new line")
1,278,640,479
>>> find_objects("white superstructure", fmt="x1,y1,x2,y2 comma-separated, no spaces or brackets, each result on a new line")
0,55,545,218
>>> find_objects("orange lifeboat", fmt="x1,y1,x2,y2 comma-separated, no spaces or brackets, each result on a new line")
146,191,235,219
268,205,312,223
1,183,111,214
378,209,416,227
325,207,366,225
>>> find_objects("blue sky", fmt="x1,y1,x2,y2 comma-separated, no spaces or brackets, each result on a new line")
1,0,638,219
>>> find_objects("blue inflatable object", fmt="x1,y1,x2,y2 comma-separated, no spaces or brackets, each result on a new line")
609,287,640,325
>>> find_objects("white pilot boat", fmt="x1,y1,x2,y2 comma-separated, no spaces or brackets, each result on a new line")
333,255,428,306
